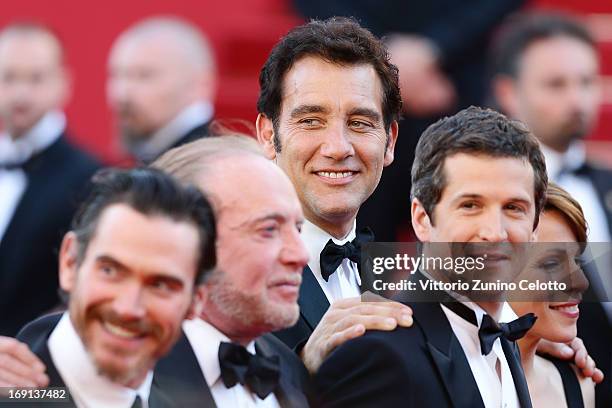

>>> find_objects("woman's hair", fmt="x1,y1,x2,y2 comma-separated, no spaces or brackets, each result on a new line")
544,182,588,243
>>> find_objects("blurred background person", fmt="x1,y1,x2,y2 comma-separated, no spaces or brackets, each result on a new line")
491,12,612,243
107,16,216,163
292,0,525,241
0,22,99,337
511,183,601,408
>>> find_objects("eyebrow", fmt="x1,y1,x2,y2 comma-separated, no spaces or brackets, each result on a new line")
290,104,330,118
95,254,185,283
451,194,532,206
349,107,381,122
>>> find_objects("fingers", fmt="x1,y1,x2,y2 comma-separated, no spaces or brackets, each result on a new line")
0,337,48,388
536,339,573,359
592,368,604,384
329,297,413,327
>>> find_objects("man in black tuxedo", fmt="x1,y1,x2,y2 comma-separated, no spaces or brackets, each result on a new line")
107,16,216,163
314,107,550,407
5,167,217,407
491,14,612,405
1,138,313,407
151,136,311,407
255,17,414,373
0,23,100,337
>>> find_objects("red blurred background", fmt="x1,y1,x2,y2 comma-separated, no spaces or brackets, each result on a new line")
1,0,611,164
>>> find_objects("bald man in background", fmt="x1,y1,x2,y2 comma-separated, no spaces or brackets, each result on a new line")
0,23,99,336
107,16,216,163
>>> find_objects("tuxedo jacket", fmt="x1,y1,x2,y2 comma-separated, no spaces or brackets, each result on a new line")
583,162,612,239
153,329,311,408
11,313,172,408
0,136,99,336
313,301,532,408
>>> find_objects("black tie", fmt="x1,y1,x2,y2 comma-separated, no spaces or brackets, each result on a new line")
319,227,374,281
442,301,536,355
131,395,142,408
218,342,280,399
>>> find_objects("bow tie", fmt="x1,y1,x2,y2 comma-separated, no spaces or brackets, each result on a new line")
443,301,536,355
319,227,374,281
218,342,280,399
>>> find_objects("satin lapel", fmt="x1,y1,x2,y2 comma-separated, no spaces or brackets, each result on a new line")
298,265,330,330
153,332,216,408
500,339,533,408
254,339,308,408
412,302,485,408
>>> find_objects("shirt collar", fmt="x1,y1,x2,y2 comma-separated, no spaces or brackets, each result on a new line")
300,219,357,278
182,318,256,388
129,101,213,162
540,140,586,180
48,313,153,408
0,110,65,165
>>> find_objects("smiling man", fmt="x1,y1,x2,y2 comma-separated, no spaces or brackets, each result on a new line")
314,107,548,408
13,168,216,407
256,17,413,372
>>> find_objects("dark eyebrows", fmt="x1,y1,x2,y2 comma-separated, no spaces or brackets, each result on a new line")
95,255,126,270
349,107,381,123
95,254,186,287
290,104,329,118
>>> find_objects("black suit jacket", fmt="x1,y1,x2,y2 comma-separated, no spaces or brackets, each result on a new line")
9,313,172,408
583,162,612,239
168,122,210,153
314,300,532,408
154,329,310,408
0,136,99,336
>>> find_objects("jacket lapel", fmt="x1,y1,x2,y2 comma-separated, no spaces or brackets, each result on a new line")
254,339,308,408
298,265,330,330
412,302,485,408
153,332,216,407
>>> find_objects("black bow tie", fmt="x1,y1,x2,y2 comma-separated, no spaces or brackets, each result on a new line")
131,395,142,408
319,227,374,281
443,301,536,355
218,342,280,399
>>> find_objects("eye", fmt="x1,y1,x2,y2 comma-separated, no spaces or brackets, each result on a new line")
99,264,118,278
505,203,526,213
459,201,478,210
349,120,372,130
299,118,322,128
259,222,280,238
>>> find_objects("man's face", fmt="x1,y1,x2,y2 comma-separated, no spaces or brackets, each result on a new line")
199,157,309,336
501,36,601,151
106,36,197,142
0,32,68,138
258,56,397,236
412,154,537,244
59,204,199,387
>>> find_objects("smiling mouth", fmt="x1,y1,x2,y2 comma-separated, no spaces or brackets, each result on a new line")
103,321,144,340
315,171,355,179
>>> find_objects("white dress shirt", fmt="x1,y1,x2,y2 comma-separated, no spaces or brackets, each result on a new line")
300,220,362,303
541,141,611,242
127,101,213,162
48,313,153,408
0,110,65,242
182,318,281,408
441,302,521,408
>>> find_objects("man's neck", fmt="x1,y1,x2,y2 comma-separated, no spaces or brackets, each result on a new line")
305,213,356,240
475,301,503,321
199,310,258,347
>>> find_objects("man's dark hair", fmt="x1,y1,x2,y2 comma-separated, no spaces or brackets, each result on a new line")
257,16,402,152
491,12,595,78
71,167,216,285
411,106,548,228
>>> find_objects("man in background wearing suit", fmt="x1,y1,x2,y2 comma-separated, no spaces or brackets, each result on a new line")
107,16,216,163
314,107,548,407
0,23,100,336
8,167,217,407
491,13,612,405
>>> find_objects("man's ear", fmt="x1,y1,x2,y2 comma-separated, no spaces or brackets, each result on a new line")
493,75,521,118
256,113,277,160
383,120,399,167
411,198,433,242
186,285,205,320
59,232,79,293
